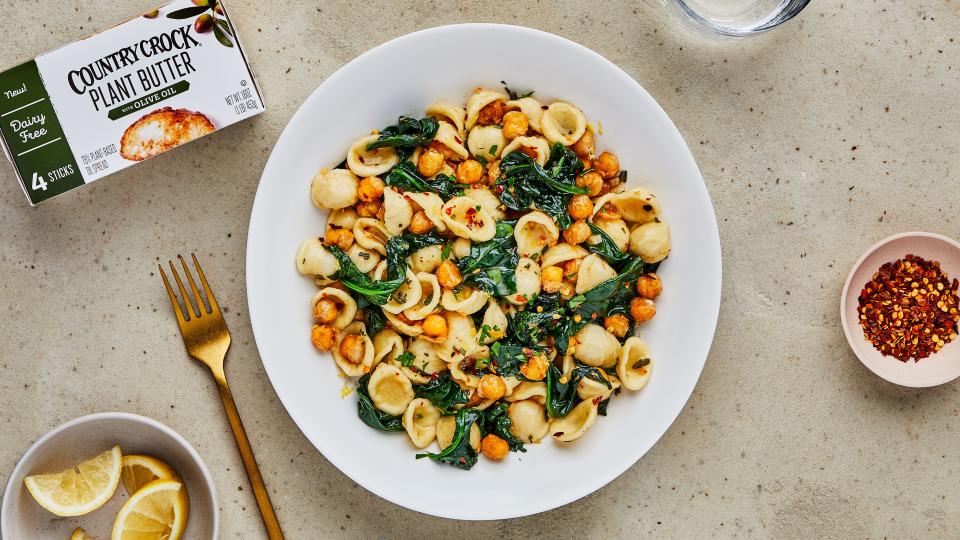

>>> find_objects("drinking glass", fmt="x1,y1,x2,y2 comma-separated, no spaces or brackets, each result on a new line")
665,0,811,37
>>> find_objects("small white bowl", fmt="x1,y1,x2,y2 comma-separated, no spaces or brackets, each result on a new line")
1,412,218,539
841,231,960,387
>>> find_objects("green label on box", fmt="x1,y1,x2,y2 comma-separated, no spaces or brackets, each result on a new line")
0,61,83,204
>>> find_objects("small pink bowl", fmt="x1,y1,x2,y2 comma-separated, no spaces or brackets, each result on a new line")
841,232,960,387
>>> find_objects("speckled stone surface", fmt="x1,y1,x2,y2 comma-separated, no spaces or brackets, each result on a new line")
1,1,959,538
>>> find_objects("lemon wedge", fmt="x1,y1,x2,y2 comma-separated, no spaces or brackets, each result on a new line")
121,454,190,516
70,527,97,540
24,446,122,517
111,479,188,540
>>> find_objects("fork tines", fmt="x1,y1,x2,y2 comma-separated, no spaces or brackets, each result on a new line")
159,254,221,322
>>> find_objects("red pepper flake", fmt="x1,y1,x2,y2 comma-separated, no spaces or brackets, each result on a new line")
857,254,960,362
592,396,603,405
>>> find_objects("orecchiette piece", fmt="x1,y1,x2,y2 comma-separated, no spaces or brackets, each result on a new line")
372,328,404,370
296,238,339,278
436,415,481,451
540,102,587,146
383,187,413,235
612,188,661,224
617,337,653,391
402,398,441,448
367,363,415,416
405,192,447,232
327,207,358,230
410,245,443,274
441,286,489,315
506,97,544,133
395,338,447,384
465,89,508,131
514,211,559,258
576,253,617,294
589,218,630,253
452,237,472,259
464,187,506,221
434,121,469,161
384,309,424,338
353,217,391,255
508,257,542,306
434,312,479,364
311,287,357,329
573,324,621,368
479,300,508,344
576,371,620,401
347,134,399,177
373,262,422,315
500,135,551,167
467,125,505,162
629,221,671,264
508,399,551,443
441,196,497,242
506,382,547,404
403,272,441,321
311,168,359,210
550,398,599,442
425,101,467,136
332,321,374,377
540,243,589,269
346,243,380,273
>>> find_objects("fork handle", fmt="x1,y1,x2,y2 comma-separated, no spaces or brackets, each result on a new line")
216,379,285,540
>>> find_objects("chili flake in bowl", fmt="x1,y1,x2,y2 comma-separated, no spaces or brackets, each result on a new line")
841,232,960,387
857,255,959,361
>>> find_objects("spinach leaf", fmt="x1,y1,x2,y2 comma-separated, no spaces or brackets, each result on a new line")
367,116,439,153
458,221,519,297
482,402,526,451
361,304,386,337
501,80,535,100
570,256,648,323
384,161,463,200
392,230,447,254
489,341,545,377
493,144,586,229
509,292,568,346
416,408,482,470
586,222,632,267
545,364,611,418
356,373,404,431
415,372,468,414
329,246,405,305
461,254,518,297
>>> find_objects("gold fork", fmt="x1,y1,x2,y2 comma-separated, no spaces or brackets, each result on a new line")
159,254,284,540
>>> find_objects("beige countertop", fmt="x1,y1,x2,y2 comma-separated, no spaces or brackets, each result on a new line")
2,1,959,537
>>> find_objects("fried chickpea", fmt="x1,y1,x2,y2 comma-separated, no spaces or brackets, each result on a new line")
636,274,663,299
356,200,381,218
456,159,484,184
481,434,510,460
567,194,594,220
417,147,445,177
604,314,631,338
630,297,657,323
423,314,448,338
520,353,549,381
436,260,463,289
477,374,506,400
595,151,620,179
408,210,435,234
487,159,502,183
312,298,340,324
324,227,354,250
563,220,591,245
429,140,457,161
310,324,337,351
541,265,564,293
501,111,529,139
561,258,582,278
339,334,366,364
595,202,620,220
357,176,385,202
571,129,595,158
477,99,506,125
576,171,603,197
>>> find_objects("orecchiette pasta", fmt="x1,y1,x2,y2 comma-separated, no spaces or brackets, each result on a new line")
402,398,441,448
617,337,653,391
347,134,399,177
382,187,413,235
629,221,671,263
311,168,359,210
540,102,587,146
312,287,357,329
367,363,415,416
296,238,339,278
500,135,551,166
514,211,559,258
441,196,497,242
550,398,599,442
573,324,621,368
298,87,670,469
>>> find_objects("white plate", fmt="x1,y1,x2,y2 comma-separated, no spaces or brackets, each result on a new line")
247,24,721,520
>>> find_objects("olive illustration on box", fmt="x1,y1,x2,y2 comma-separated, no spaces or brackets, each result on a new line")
166,0,234,47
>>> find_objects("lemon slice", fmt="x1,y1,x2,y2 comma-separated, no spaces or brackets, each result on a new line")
112,479,189,540
71,528,97,540
24,446,122,517
121,454,190,517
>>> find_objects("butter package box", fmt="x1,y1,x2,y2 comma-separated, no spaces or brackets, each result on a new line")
0,0,263,205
